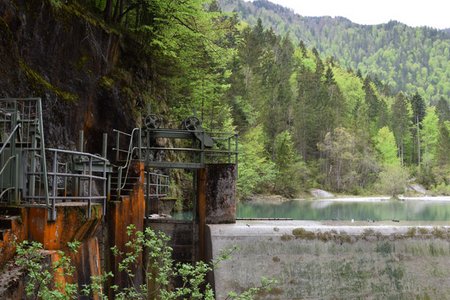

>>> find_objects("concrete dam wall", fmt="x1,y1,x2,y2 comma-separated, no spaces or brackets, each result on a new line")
207,221,450,299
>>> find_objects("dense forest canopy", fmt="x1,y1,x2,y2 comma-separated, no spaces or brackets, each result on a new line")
3,0,450,198
219,0,450,105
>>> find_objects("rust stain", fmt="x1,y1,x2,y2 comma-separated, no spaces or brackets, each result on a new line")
106,161,145,296
87,237,101,300
49,251,66,293
27,205,102,251
197,168,207,261
0,208,28,268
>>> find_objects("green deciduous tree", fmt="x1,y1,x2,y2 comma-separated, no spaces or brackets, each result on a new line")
375,165,409,197
417,106,440,187
374,126,400,167
436,121,450,166
421,106,440,167
436,98,450,122
237,126,276,198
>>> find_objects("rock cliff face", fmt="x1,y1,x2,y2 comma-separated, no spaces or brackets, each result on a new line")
0,0,145,153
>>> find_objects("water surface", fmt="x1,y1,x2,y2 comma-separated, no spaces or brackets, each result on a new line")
237,199,450,221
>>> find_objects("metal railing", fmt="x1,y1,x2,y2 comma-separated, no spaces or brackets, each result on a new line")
113,128,238,167
111,126,237,199
112,128,141,198
23,148,110,220
0,98,49,207
1,98,111,221
144,172,169,199
0,124,21,204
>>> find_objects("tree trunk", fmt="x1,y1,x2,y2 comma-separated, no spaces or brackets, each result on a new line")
103,0,113,22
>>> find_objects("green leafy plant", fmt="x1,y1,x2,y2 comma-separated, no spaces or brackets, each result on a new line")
15,240,80,300
15,226,276,300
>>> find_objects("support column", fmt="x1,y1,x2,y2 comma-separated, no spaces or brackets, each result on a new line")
198,164,236,262
204,164,237,224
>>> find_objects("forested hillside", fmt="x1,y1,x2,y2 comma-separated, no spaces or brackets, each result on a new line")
228,18,450,198
219,0,450,104
1,0,449,199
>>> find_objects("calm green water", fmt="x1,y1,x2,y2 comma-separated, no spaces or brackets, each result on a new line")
237,199,450,221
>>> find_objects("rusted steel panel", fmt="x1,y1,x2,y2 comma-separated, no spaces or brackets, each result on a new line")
0,207,28,268
197,168,207,261
27,204,102,251
0,204,103,299
106,161,145,297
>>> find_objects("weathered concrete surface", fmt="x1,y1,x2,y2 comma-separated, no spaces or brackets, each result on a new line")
208,221,450,299
146,219,198,263
205,164,237,224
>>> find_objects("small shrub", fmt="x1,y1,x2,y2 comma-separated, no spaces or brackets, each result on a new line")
374,165,409,196
15,240,80,300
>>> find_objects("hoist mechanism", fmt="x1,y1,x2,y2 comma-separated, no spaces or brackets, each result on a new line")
181,116,214,148
144,114,162,130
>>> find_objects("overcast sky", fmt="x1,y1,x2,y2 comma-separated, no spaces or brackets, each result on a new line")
254,0,450,29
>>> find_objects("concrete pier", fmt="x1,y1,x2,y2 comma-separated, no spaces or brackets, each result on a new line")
204,164,237,224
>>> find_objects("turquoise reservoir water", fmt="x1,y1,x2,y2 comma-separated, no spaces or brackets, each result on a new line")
237,199,450,221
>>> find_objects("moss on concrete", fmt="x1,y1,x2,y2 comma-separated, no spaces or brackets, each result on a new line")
288,226,450,245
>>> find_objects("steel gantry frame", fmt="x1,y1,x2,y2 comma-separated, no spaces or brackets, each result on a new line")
112,115,238,217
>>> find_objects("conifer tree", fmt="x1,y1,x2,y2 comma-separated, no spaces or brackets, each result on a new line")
436,122,450,166
410,92,426,124
410,92,427,164
391,93,413,164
